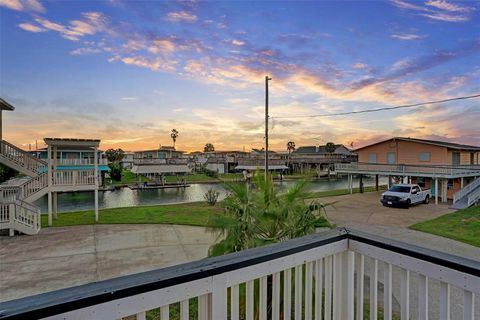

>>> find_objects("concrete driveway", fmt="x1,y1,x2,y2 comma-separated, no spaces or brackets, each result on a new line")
309,191,454,227
0,224,219,302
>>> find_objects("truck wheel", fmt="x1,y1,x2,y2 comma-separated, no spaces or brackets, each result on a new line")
405,199,411,208
424,195,430,204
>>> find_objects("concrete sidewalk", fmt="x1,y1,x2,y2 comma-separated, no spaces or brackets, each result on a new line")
0,224,219,302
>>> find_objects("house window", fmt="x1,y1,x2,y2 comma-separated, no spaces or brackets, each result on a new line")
419,152,431,162
387,152,396,164
452,152,460,166
368,153,377,163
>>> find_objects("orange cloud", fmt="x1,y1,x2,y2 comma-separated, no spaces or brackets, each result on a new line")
0,0,44,12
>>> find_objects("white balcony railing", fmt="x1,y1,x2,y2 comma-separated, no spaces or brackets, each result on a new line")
336,162,480,178
56,158,108,166
52,170,96,186
133,158,188,165
0,228,477,320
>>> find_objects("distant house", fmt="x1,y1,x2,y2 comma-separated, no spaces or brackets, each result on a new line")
134,146,184,159
193,151,249,174
120,152,134,169
131,146,190,180
289,144,357,173
337,137,480,206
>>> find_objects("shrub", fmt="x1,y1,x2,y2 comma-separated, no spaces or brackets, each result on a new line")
204,188,220,206
108,163,122,181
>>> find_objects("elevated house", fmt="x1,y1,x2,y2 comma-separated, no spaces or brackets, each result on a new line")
195,151,249,174
120,152,135,169
236,149,288,172
0,99,103,235
291,144,357,174
32,146,109,184
131,146,190,183
335,137,480,208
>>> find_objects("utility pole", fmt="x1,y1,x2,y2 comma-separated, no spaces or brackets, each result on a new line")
265,75,272,181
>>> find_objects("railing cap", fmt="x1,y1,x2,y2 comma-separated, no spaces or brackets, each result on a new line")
1,227,479,319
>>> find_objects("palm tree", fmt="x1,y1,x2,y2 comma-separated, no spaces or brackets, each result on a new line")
208,172,330,256
204,143,215,152
325,142,336,153
286,141,295,154
170,129,179,148
287,141,295,174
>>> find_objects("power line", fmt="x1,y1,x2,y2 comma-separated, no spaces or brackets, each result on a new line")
271,94,480,119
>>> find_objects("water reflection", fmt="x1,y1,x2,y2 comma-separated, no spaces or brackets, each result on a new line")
35,176,386,213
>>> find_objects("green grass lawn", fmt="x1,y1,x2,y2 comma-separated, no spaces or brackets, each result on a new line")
41,202,223,228
42,184,385,228
410,206,480,247
106,169,150,185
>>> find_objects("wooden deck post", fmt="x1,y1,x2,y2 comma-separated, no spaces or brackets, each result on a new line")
375,174,379,191
435,178,438,205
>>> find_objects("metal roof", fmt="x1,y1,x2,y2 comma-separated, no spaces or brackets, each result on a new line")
131,164,190,174
293,144,353,155
44,138,101,147
355,137,480,152
0,98,15,111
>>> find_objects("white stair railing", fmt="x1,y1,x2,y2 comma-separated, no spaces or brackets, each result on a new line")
467,186,480,207
0,200,41,235
0,140,47,174
453,177,480,204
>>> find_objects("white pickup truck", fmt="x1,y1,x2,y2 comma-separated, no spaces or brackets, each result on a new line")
381,184,431,208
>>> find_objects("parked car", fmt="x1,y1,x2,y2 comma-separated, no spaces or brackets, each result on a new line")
381,184,431,208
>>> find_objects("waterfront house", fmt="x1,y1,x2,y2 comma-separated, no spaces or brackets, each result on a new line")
335,137,480,208
120,151,135,169
0,99,103,235
291,144,357,174
131,146,190,183
195,150,249,174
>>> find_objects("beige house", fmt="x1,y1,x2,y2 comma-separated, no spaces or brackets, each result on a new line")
336,137,480,207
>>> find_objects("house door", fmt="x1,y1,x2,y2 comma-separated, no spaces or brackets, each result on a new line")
452,152,460,166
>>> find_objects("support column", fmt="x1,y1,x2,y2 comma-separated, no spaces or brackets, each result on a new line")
375,174,379,191
435,178,438,205
47,145,53,226
387,175,391,189
442,179,448,203
52,192,58,219
94,146,99,222
460,177,464,189
359,174,364,193
48,192,52,226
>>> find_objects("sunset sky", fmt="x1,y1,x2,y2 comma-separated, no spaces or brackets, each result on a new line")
1,0,479,152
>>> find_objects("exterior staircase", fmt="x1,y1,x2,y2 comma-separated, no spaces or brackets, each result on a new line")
451,177,480,210
0,140,47,176
0,139,47,235
0,200,41,235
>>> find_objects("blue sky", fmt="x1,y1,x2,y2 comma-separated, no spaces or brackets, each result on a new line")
1,0,479,151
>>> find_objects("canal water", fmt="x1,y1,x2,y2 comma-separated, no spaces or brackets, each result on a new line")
34,176,386,213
